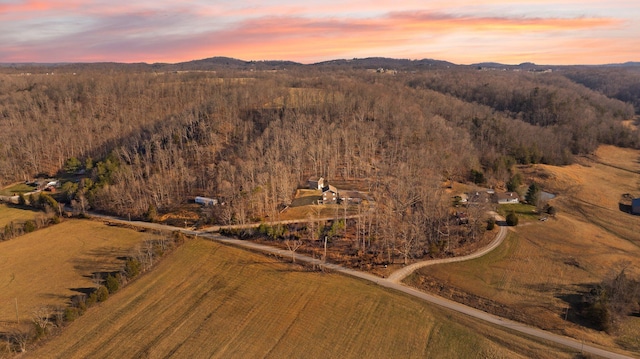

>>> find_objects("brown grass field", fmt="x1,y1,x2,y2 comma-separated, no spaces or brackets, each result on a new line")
408,145,640,353
0,183,36,196
0,204,41,228
27,238,577,359
0,219,161,329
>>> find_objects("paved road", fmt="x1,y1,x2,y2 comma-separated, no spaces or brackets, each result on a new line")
87,213,635,359
387,213,508,283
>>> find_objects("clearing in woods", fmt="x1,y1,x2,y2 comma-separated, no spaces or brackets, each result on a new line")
0,219,161,329
407,145,640,354
28,239,576,359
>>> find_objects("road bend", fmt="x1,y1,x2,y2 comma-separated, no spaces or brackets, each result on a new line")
200,232,634,359
88,212,635,359
387,213,507,283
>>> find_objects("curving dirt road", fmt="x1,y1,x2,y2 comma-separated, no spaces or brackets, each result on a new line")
87,212,635,358
386,213,508,283
199,232,634,359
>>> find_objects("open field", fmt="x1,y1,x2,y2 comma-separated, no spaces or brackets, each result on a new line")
496,203,539,220
0,220,161,329
0,205,41,228
408,145,640,353
27,238,577,359
0,183,36,196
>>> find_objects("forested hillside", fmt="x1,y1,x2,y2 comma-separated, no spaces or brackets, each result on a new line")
563,65,640,114
0,63,637,258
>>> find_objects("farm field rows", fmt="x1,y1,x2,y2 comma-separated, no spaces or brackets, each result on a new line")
0,219,161,328
28,238,576,358
408,145,640,353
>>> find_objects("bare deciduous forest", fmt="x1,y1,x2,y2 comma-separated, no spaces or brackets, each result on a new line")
1,61,638,263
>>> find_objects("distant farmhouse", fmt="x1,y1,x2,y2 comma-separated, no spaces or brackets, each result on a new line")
461,190,520,205
321,185,339,204
496,192,520,204
308,176,363,205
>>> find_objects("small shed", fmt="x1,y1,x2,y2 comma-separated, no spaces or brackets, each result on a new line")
195,196,218,206
308,177,325,190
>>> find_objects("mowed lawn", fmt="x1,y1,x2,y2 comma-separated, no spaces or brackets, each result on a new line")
0,204,41,228
0,220,160,327
411,145,640,352
29,239,574,359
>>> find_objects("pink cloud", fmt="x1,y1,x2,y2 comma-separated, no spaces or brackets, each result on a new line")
0,2,636,64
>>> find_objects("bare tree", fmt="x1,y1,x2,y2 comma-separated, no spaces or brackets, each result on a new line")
285,237,303,263
32,306,53,337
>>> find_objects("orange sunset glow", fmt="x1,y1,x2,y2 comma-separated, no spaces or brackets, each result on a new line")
0,0,639,64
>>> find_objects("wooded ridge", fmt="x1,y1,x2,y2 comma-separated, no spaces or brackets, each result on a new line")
1,59,638,263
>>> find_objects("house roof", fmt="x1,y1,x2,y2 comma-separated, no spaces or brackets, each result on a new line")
308,176,324,182
322,185,338,194
496,192,519,201
632,198,640,206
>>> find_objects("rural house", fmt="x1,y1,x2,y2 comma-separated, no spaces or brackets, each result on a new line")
496,192,520,204
308,177,325,190
321,185,339,204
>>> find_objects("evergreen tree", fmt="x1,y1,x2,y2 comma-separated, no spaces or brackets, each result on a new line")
507,172,522,192
506,212,519,226
525,183,540,205
144,204,158,222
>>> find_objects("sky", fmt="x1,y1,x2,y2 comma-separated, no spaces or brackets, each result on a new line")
0,0,639,65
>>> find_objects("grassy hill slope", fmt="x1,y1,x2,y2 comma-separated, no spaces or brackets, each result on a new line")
28,239,574,358
409,145,640,353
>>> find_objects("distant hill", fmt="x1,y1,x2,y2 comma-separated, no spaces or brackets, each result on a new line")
166,57,302,71
1,56,638,73
313,57,456,69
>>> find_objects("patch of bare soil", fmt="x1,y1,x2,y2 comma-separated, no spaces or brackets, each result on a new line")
157,206,200,227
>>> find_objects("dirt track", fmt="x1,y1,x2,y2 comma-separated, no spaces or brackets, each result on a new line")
386,213,508,283
87,212,635,359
